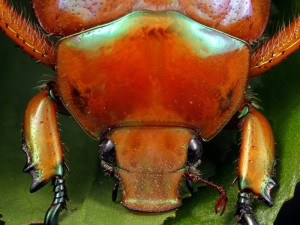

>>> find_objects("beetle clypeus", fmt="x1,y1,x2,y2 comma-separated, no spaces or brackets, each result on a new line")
0,0,300,225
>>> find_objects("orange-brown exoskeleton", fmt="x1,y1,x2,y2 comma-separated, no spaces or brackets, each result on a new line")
1,0,299,224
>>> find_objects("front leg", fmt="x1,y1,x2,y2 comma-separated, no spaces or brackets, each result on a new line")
250,16,300,76
0,0,55,66
236,106,277,224
22,88,67,225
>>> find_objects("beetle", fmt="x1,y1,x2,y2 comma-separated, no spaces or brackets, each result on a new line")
0,0,299,225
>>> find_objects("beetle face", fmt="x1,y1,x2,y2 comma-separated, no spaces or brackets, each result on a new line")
100,127,197,212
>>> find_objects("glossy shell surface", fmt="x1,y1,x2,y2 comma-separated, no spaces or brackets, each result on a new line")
56,11,250,140
32,0,270,41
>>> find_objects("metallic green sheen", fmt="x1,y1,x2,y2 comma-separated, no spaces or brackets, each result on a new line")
239,176,251,191
124,198,180,205
238,106,250,119
61,10,247,58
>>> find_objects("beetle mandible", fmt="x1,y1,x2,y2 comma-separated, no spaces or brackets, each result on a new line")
0,0,300,224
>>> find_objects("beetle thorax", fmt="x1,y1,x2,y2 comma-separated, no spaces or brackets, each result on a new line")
56,11,250,141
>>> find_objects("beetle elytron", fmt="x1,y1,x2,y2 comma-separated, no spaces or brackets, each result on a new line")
1,0,300,224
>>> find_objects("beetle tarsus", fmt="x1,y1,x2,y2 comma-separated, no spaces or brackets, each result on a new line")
240,213,259,225
44,203,63,225
235,192,259,225
44,176,68,225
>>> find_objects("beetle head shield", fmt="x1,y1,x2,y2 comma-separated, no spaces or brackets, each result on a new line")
103,127,194,212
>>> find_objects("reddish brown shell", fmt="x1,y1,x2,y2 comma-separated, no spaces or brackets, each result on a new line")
31,0,270,41
56,11,250,140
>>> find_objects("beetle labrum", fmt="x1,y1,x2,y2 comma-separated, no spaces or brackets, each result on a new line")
0,0,300,224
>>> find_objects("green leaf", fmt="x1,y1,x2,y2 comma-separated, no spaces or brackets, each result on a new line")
0,1,300,225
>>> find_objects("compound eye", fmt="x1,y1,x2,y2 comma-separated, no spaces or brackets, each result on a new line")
99,139,116,166
188,138,203,166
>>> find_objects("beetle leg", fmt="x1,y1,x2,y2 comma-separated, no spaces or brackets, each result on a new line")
236,106,277,224
235,192,259,225
22,88,66,225
44,176,68,225
0,0,55,66
250,16,300,76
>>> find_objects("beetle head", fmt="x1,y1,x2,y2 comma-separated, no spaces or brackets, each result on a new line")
100,127,201,212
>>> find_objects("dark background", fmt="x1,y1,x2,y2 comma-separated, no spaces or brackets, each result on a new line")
275,183,300,224
271,0,300,224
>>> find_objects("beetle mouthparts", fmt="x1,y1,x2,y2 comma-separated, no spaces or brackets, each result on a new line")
118,170,184,212
106,127,193,212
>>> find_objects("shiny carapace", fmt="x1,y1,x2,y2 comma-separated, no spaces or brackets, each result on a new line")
1,0,299,224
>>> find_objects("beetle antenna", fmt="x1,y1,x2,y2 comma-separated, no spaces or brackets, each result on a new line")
184,172,227,215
